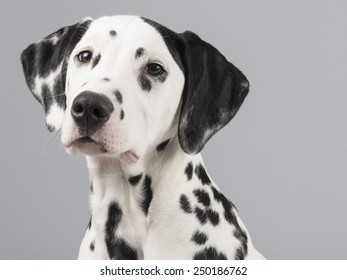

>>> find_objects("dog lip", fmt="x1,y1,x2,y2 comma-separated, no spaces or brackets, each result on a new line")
76,136,97,144
68,136,108,153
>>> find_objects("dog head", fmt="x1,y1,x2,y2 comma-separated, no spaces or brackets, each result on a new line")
21,16,249,163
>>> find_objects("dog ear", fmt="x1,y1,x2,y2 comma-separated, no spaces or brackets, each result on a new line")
20,18,92,132
177,31,249,154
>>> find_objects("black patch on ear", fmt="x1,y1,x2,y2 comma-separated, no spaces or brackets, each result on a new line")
193,247,227,260
193,189,211,207
135,47,144,59
156,139,170,152
191,231,208,245
109,30,117,37
177,31,250,154
128,174,143,186
179,194,192,213
195,164,211,185
184,162,193,180
92,53,101,68
90,241,95,251
138,74,152,92
21,19,92,130
113,90,123,104
120,110,125,120
41,83,53,113
47,124,55,132
140,176,153,215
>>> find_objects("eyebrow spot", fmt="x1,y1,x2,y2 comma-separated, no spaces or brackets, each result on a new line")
109,30,117,37
103,78,110,82
135,47,145,59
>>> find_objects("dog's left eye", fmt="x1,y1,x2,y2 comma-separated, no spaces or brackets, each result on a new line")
77,50,93,63
147,63,164,76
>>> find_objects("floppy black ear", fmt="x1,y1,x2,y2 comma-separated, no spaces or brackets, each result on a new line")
177,31,249,154
20,18,92,131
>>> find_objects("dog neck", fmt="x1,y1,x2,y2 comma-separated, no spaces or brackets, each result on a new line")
85,135,201,200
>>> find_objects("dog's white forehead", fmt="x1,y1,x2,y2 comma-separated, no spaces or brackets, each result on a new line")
73,16,172,63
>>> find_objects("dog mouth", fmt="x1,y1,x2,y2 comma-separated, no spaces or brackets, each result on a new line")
65,137,139,163
69,136,107,154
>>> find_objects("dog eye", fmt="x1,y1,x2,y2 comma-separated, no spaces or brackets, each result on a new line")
147,63,164,76
77,50,93,63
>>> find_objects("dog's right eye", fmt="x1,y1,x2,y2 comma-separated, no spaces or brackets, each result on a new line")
77,50,93,63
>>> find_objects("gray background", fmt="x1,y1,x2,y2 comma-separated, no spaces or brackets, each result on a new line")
0,0,346,259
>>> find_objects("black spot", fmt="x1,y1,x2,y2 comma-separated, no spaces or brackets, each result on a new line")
120,110,125,120
206,209,220,226
180,194,193,213
109,30,117,37
210,186,237,224
195,164,211,185
193,247,227,260
113,90,123,104
194,206,207,224
193,189,211,207
234,230,248,260
138,74,152,92
140,176,153,215
105,201,123,259
191,231,208,245
156,139,170,152
210,186,248,258
128,174,143,186
47,124,55,132
87,217,92,230
90,181,93,193
103,77,110,81
184,162,193,181
90,241,95,251
82,82,87,87
92,54,101,68
108,238,137,260
135,47,144,59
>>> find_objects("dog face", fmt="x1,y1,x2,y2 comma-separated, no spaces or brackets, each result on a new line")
62,16,185,162
21,16,249,163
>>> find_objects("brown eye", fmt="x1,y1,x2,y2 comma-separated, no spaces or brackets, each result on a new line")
147,63,164,76
77,50,93,63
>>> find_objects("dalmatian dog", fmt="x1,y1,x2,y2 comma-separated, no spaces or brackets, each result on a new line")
21,15,264,260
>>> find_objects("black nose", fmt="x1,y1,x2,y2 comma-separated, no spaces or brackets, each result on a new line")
71,91,114,136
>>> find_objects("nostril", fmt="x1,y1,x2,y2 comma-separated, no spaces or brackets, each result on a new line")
92,107,107,119
72,103,84,114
